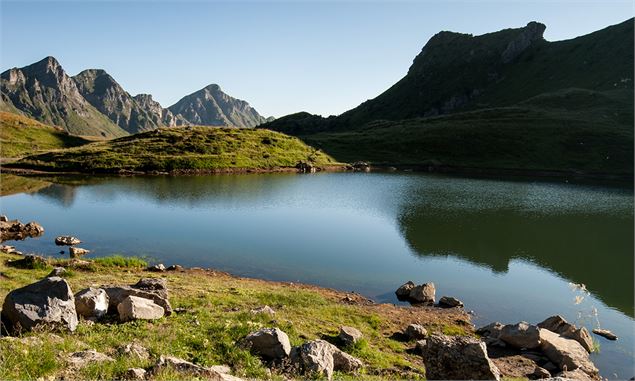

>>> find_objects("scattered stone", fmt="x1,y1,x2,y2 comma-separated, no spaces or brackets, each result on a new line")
538,328,599,378
419,334,501,380
67,350,114,367
103,278,172,315
146,263,166,272
75,287,109,320
405,323,428,340
538,315,594,352
1,219,44,241
438,296,464,308
55,236,81,246
6,254,47,269
1,276,78,334
153,355,242,381
117,295,165,322
338,326,363,346
395,281,416,299
592,328,617,341
69,247,90,258
250,305,276,316
47,267,67,277
120,343,150,360
244,327,291,360
499,321,541,350
166,264,183,271
125,368,147,380
407,282,435,305
291,339,362,380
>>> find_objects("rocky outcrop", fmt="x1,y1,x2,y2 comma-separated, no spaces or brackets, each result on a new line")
102,277,172,316
117,295,165,321
0,219,44,241
75,287,109,320
538,315,594,352
419,334,501,380
538,328,599,379
1,276,78,334
501,22,546,63
338,326,363,346
244,328,291,360
168,84,268,128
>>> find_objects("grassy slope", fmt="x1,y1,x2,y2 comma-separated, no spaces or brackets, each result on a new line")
299,89,633,175
9,127,340,173
0,112,90,158
0,252,471,380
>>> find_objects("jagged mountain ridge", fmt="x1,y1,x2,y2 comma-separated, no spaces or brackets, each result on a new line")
1,57,271,137
168,84,269,128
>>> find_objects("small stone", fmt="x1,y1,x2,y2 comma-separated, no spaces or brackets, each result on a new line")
67,350,114,367
592,328,617,340
338,326,363,346
47,267,67,277
531,366,552,379
117,295,164,322
125,368,146,380
250,305,275,316
120,343,150,360
405,323,428,340
146,263,166,272
438,296,464,308
69,247,90,258
55,236,81,246
166,264,183,271
0,215,8,222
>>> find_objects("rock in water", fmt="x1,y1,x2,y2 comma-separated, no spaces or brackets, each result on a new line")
538,315,594,352
408,282,436,305
395,281,415,299
117,295,164,321
244,328,291,360
592,328,618,341
69,247,90,258
499,321,541,349
538,328,599,378
55,236,81,246
420,334,501,380
338,326,363,346
439,296,464,308
1,276,78,333
75,287,109,319
405,323,428,340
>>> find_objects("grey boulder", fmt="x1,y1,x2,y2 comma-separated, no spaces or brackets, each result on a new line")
395,281,415,299
338,326,363,346
405,323,428,340
408,282,436,305
1,276,78,333
538,328,599,379
538,315,594,352
75,287,109,319
244,327,291,360
291,339,362,380
439,296,464,308
499,321,541,349
102,277,172,316
117,295,164,322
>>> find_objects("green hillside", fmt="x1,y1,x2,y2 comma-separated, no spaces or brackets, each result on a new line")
0,112,90,158
8,126,339,173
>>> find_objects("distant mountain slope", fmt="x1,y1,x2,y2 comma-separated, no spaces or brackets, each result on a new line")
73,69,184,134
0,57,128,138
264,18,633,134
0,111,89,157
9,126,337,173
168,84,268,128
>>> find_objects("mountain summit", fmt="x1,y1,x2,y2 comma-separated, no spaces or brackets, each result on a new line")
168,84,268,128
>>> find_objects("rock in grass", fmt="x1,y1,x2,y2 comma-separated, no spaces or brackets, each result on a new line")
1,276,78,334
152,355,243,380
250,305,276,316
75,287,109,320
69,247,90,258
67,350,114,367
103,277,172,315
439,296,464,308
538,328,599,378
55,236,81,246
420,334,501,380
117,295,164,322
125,368,147,380
244,327,291,360
6,254,47,269
290,339,362,380
538,315,594,352
405,323,428,340
146,263,166,272
592,328,617,341
47,267,67,277
120,343,150,360
338,326,363,346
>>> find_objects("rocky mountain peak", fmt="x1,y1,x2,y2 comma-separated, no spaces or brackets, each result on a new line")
501,21,546,63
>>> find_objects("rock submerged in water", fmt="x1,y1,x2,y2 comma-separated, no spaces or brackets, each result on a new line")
419,333,501,380
592,328,617,341
1,276,78,334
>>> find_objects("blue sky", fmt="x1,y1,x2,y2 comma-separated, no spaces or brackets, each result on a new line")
1,1,632,117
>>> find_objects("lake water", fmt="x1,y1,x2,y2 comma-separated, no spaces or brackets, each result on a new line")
1,172,633,378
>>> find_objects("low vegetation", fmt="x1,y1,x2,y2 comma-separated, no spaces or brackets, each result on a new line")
7,127,341,173
0,112,89,158
0,252,471,380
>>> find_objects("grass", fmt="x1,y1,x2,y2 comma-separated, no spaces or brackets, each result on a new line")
91,255,148,269
0,252,473,380
8,126,341,174
0,112,90,158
